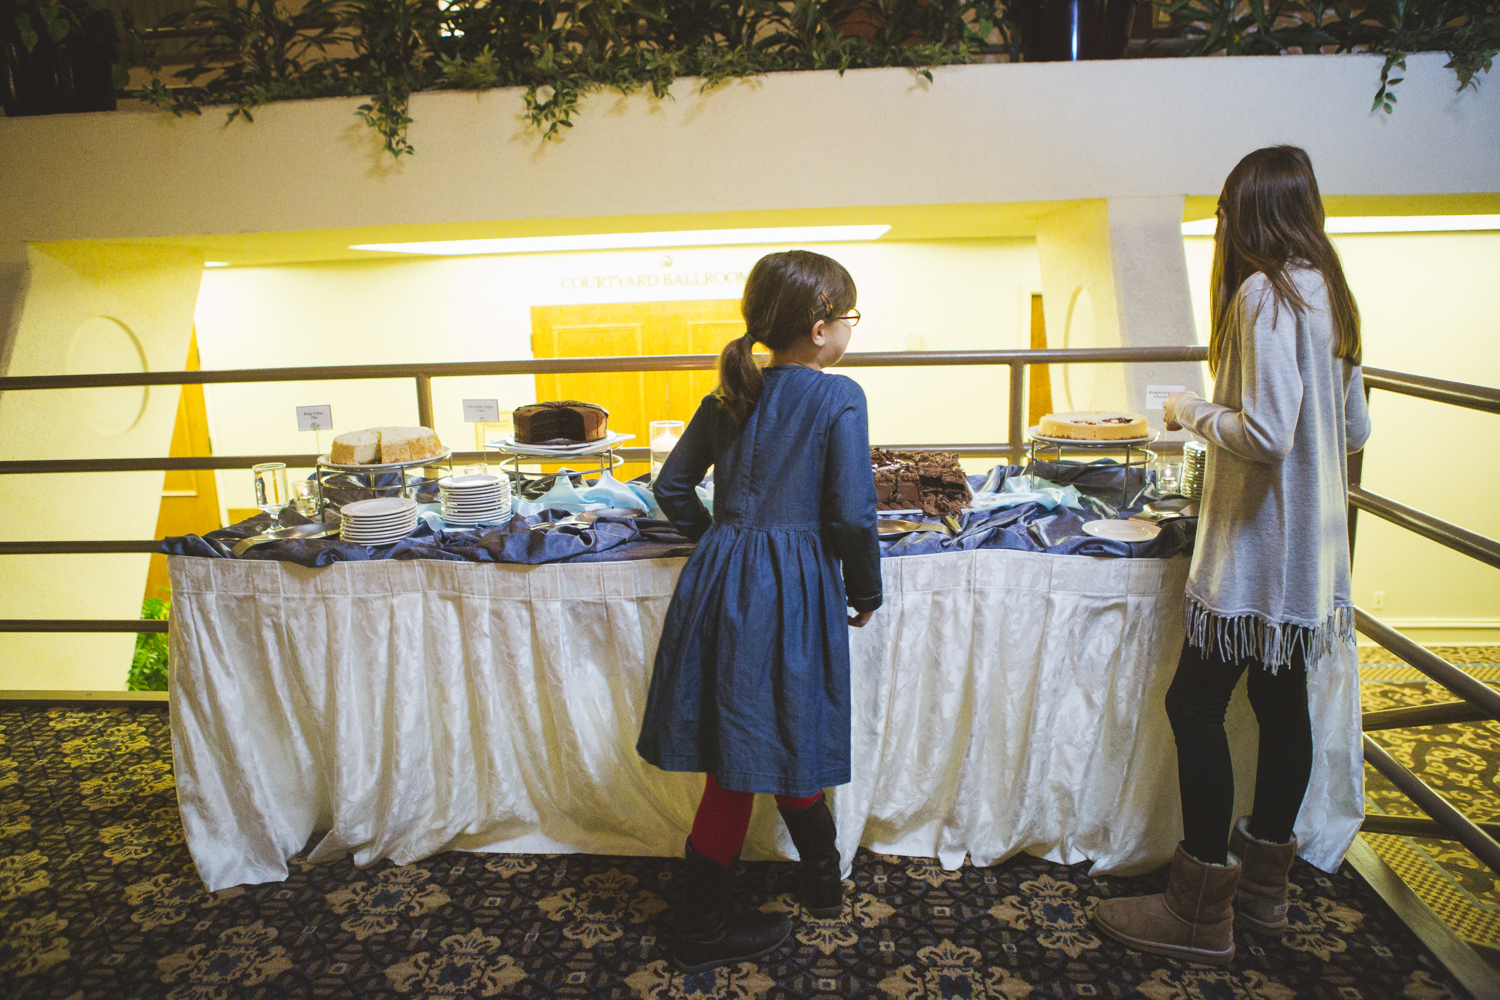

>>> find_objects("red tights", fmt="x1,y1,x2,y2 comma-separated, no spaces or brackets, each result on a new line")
689,774,820,868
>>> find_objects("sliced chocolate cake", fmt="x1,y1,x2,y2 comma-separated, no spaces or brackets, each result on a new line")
871,449,971,515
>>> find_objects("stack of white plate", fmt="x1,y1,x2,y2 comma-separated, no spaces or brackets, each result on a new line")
1181,440,1209,499
439,474,512,526
338,497,419,546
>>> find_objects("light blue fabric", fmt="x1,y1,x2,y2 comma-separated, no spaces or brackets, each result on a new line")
513,474,602,516
968,473,1085,512
578,471,649,511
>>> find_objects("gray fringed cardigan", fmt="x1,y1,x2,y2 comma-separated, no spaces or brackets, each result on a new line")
1174,267,1372,672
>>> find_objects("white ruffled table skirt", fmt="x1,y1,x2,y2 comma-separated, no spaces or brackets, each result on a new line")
166,551,1363,892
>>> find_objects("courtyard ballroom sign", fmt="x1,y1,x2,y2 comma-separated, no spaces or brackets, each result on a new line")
561,271,747,291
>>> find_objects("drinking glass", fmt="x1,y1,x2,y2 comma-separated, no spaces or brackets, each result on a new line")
253,463,290,529
474,413,515,470
650,420,685,480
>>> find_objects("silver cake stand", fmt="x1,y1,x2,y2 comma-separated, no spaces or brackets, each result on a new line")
315,449,454,515
484,435,631,494
1024,427,1158,473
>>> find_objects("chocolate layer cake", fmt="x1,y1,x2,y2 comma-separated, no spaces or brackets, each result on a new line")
871,449,971,515
513,401,609,445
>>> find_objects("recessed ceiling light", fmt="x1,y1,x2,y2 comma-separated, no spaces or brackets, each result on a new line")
1182,214,1500,236
204,261,231,267
349,225,892,256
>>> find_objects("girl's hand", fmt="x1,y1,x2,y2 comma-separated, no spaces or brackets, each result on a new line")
1163,392,1191,431
848,610,874,628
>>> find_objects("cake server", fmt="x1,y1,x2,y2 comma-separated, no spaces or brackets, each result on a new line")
877,519,953,537
232,522,340,555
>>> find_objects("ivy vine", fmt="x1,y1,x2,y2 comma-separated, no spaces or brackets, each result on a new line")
125,0,1496,157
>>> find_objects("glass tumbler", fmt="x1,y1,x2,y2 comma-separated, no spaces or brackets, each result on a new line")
252,462,290,529
292,478,320,518
650,420,685,480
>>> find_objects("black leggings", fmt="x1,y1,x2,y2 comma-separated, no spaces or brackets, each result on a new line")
1164,638,1313,865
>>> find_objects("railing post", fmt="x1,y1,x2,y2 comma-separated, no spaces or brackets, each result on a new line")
1008,361,1026,467
1347,381,1369,560
415,374,434,429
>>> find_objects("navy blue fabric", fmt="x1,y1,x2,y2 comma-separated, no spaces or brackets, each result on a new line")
162,507,694,567
635,367,882,797
160,461,1193,566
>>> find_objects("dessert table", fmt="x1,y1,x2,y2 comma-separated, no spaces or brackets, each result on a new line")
166,546,1363,892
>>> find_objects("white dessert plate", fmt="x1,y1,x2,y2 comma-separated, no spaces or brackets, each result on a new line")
340,516,419,529
486,431,635,457
439,474,503,490
444,497,510,509
339,515,419,529
318,449,452,472
341,497,418,517
341,527,413,538
441,487,505,497
1027,426,1155,447
1081,519,1161,543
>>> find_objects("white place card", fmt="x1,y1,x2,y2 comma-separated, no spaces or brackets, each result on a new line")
296,405,333,431
1145,385,1186,411
463,399,501,422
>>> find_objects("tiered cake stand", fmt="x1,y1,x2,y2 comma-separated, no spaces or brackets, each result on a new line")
1023,427,1158,473
314,450,454,516
484,433,633,496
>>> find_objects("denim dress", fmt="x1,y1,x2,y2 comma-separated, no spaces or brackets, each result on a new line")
636,365,883,797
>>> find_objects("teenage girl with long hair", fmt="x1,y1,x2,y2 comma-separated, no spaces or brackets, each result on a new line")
1095,145,1371,964
637,250,882,973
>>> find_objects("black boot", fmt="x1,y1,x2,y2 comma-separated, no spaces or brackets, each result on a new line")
672,838,791,974
778,793,843,918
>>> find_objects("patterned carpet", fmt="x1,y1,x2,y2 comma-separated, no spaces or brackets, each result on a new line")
0,703,1475,1000
1359,645,1500,951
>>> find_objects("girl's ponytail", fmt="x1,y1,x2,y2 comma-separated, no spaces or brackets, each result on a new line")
716,334,763,427
715,250,855,426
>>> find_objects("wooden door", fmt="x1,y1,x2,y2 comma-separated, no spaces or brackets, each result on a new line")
530,301,752,479
144,332,221,603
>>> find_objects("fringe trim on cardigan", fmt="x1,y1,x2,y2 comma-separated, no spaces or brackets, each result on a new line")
1185,598,1356,674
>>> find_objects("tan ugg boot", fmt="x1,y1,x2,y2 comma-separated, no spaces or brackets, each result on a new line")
1094,843,1241,965
1229,817,1297,935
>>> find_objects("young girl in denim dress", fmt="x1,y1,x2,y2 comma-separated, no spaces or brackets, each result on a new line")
636,250,882,973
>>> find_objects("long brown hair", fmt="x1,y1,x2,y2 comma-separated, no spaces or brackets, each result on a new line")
715,250,856,425
1209,145,1361,375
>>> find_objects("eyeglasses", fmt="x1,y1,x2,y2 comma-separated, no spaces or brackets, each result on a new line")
814,293,860,327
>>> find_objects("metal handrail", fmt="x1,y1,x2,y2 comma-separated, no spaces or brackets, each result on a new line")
1349,486,1500,570
1350,369,1500,874
1364,736,1500,872
0,345,1206,629
0,442,1040,477
1362,367,1500,415
0,619,169,633
0,346,1210,392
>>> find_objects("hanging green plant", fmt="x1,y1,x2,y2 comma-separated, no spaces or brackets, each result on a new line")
129,0,1008,156
1148,0,1497,112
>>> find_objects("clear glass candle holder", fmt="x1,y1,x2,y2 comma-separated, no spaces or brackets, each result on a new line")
292,478,320,518
650,420,685,480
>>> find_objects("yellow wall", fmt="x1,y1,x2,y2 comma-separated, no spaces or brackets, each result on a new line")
1184,231,1500,641
0,243,203,690
192,239,1043,517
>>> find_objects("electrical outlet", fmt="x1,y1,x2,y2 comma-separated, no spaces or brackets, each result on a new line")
1373,591,1386,610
